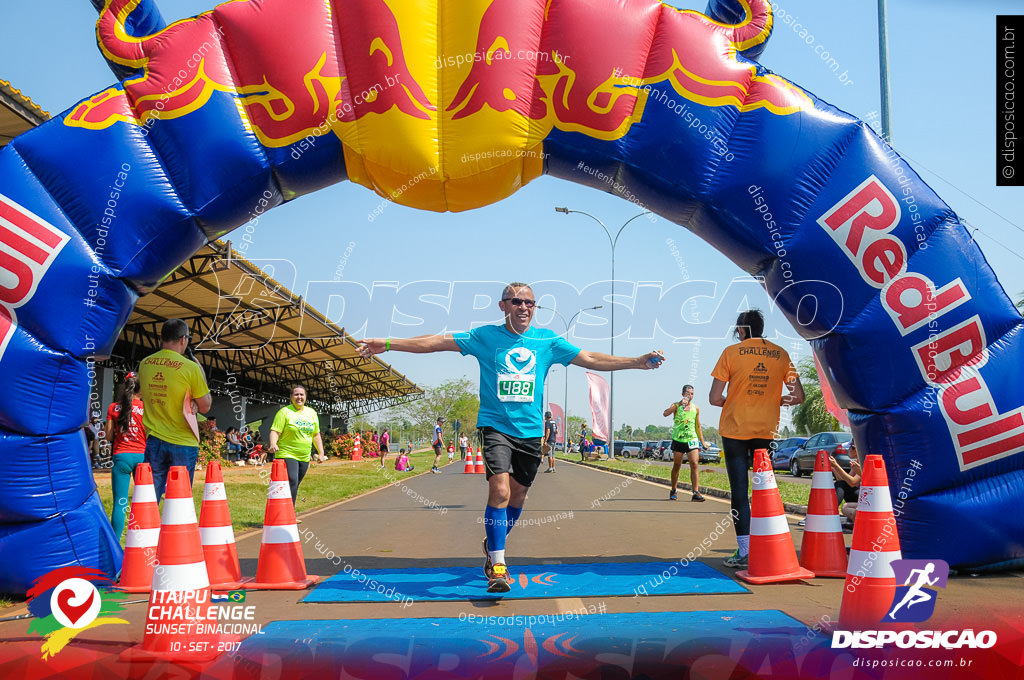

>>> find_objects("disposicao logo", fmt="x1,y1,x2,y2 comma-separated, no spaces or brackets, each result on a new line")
26,566,130,658
885,558,948,623
832,558,997,650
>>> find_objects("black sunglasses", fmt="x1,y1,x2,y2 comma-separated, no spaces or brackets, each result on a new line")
502,297,536,308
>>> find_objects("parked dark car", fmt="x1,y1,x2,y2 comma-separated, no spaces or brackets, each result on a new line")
697,444,720,464
655,440,674,461
790,432,853,476
771,437,809,471
641,441,663,459
618,441,645,458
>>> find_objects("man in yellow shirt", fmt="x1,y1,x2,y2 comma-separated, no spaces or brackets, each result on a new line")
138,319,211,501
710,310,804,568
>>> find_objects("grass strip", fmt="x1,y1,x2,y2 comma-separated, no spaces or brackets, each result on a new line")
94,448,450,544
556,453,812,506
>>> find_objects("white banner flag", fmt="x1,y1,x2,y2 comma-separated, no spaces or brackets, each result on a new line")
586,372,611,442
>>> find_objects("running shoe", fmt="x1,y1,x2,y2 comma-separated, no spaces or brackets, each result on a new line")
544,468,553,473
723,550,748,568
692,492,705,502
487,563,513,593
669,490,678,501
481,537,493,579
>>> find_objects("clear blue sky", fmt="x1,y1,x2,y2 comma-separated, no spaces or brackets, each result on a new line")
2,1,1022,433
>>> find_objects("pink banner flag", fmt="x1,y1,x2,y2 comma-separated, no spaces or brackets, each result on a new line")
586,372,611,442
549,403,565,444
814,354,850,428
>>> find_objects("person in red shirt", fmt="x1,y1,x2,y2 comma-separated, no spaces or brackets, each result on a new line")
105,372,146,539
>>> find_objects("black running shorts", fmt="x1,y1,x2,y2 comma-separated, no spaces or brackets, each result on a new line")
670,439,696,454
479,427,542,488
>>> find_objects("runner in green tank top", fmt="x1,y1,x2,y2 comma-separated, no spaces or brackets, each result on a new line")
662,385,708,501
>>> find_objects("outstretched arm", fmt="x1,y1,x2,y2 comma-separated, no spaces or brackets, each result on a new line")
358,334,461,357
781,376,805,407
571,349,664,371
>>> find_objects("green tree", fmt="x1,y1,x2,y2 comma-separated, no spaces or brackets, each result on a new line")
615,424,638,439
792,357,840,435
701,425,721,446
567,414,586,442
398,378,479,442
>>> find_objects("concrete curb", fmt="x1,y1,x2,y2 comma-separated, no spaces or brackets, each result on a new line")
565,458,809,516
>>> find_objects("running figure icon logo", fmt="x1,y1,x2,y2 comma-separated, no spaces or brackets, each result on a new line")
884,559,950,623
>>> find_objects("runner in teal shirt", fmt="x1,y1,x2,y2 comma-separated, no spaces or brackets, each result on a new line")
453,324,579,439
358,282,665,593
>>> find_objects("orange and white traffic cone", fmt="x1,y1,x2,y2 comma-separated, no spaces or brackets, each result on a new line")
352,432,363,461
118,463,160,592
800,449,849,578
251,459,320,590
737,449,815,584
198,461,249,590
839,454,902,628
474,449,486,474
463,450,475,474
123,466,233,662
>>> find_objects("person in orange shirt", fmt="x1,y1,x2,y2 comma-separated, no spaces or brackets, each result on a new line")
709,309,804,568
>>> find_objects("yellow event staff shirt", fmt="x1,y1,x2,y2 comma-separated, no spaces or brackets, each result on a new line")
711,338,798,440
138,349,210,446
270,404,320,462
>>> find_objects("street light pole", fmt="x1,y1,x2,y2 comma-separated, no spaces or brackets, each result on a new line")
877,0,893,143
542,304,602,449
555,207,649,452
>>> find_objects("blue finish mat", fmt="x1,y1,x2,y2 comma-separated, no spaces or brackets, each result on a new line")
227,610,838,678
302,561,748,602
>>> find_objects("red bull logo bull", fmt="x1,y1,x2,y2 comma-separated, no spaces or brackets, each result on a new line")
67,0,435,146
447,0,810,142
69,0,810,140
64,0,812,210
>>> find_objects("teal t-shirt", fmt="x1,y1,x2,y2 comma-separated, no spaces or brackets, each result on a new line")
454,324,580,439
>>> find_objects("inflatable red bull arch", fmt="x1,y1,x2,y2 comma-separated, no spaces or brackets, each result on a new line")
0,0,1021,592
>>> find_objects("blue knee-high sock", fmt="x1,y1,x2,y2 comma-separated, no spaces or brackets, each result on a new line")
505,505,522,535
485,505,507,551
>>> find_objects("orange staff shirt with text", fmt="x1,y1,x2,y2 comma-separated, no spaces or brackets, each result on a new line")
711,338,798,440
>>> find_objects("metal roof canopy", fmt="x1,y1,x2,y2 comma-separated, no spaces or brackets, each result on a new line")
0,79,49,147
106,240,422,418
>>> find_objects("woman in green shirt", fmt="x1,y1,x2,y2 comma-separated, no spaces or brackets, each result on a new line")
662,384,707,502
267,385,325,507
